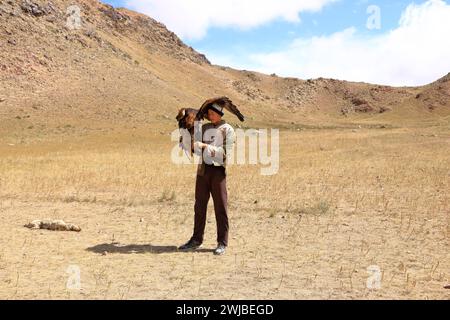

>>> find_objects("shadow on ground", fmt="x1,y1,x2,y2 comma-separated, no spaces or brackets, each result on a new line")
86,243,215,254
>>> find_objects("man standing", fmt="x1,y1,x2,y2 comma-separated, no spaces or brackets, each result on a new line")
179,103,236,255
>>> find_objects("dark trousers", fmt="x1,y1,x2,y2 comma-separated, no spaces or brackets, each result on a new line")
192,165,229,246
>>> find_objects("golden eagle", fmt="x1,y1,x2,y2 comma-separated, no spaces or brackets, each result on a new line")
175,97,245,156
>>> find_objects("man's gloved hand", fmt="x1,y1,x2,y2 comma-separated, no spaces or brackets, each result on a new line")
194,142,207,149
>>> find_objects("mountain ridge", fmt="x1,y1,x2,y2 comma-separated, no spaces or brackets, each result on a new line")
1,0,449,142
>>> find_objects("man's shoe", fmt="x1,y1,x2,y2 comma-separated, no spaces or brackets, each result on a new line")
214,244,227,256
178,239,202,251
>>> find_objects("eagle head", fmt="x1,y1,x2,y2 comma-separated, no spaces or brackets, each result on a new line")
176,108,198,130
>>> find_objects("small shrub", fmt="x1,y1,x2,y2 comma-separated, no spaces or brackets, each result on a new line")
158,189,176,202
301,200,332,215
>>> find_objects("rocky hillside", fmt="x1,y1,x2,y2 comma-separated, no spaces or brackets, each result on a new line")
413,72,450,112
0,0,449,140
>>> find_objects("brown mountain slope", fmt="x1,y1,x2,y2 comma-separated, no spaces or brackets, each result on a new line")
1,0,449,141
414,72,450,112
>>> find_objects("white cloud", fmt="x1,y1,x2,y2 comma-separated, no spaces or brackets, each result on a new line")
243,0,450,86
124,0,336,39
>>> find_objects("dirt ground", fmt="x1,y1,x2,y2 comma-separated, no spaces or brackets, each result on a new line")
0,123,449,299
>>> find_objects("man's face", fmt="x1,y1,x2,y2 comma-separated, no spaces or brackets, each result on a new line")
207,109,222,123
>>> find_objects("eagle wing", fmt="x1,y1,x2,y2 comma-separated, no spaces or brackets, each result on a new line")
197,97,245,122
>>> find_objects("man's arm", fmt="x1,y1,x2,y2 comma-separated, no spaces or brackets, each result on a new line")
196,125,235,164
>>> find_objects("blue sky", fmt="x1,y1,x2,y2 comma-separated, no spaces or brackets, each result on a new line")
104,0,411,47
101,0,450,86
186,1,411,51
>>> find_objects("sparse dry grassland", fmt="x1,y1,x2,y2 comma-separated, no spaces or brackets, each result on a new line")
0,121,449,299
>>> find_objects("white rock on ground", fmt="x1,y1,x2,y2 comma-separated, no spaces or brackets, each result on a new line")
24,219,81,232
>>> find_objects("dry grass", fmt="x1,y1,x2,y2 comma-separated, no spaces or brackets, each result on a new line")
0,123,449,299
